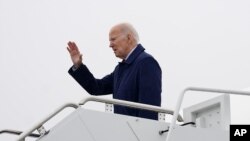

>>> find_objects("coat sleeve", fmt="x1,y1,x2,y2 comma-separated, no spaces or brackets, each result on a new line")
68,63,113,95
137,57,162,120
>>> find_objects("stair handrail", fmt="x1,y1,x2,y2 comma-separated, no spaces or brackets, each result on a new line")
0,129,40,138
16,95,184,141
166,87,250,141
79,96,183,122
16,102,79,141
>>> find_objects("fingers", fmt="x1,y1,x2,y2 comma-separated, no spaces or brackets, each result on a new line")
66,41,83,65
67,41,80,53
66,46,71,53
67,41,76,50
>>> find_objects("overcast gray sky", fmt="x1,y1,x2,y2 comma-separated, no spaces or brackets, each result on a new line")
1,0,250,140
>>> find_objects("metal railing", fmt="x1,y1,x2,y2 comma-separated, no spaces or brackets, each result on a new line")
166,87,250,141
79,96,183,122
16,96,183,141
16,103,79,141
0,129,40,138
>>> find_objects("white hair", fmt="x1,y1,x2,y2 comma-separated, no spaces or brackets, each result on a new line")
119,23,140,43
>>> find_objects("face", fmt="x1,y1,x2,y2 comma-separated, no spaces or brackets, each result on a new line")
109,26,132,59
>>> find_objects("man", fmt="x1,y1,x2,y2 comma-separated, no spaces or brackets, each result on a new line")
67,23,162,120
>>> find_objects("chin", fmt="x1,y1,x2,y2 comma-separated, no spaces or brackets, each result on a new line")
115,55,122,59
115,54,119,58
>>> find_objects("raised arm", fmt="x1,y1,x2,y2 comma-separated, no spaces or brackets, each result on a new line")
67,41,83,68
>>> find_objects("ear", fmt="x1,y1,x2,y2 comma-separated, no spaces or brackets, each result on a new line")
127,34,132,42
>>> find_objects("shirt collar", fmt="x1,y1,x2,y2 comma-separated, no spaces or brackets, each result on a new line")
125,45,137,60
121,44,145,64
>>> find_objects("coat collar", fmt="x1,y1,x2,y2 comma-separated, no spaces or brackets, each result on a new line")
121,44,145,65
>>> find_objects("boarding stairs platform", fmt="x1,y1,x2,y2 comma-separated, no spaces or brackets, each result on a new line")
1,87,250,141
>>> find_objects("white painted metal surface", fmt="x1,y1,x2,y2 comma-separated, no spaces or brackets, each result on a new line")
78,96,183,122
167,87,250,141
14,87,248,141
17,103,79,141
32,108,228,141
16,96,182,141
36,109,168,141
183,94,231,130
